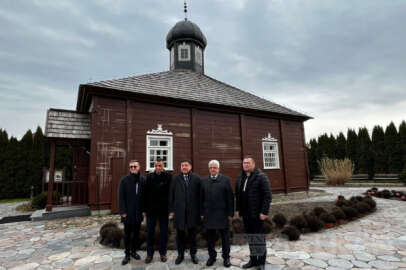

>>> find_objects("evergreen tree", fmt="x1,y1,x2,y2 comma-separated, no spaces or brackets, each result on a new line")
357,127,374,178
32,126,45,195
399,121,406,166
346,129,359,173
308,139,319,177
336,132,347,159
384,122,402,173
372,125,386,174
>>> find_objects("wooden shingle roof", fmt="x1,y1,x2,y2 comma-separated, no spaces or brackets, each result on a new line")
45,109,90,139
85,70,310,119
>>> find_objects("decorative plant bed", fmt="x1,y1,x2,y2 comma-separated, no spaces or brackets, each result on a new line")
98,195,377,248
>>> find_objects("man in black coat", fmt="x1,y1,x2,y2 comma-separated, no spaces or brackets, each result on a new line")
169,159,201,265
142,158,172,264
118,160,145,265
200,160,234,268
235,157,272,270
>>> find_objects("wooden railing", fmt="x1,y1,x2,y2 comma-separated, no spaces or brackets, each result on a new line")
45,181,88,206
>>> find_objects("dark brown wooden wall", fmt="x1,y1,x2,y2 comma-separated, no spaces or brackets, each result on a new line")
87,96,309,210
194,110,242,187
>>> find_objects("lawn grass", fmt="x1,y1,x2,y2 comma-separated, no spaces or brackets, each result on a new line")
0,198,30,204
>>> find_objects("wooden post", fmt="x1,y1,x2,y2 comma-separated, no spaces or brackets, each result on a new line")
279,119,289,194
46,141,56,212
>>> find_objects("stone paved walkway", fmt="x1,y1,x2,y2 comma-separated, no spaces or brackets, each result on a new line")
0,187,405,270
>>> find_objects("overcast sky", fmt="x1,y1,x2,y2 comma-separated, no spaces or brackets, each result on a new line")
1,0,405,141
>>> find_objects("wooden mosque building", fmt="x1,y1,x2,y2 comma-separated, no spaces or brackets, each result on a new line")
44,15,311,213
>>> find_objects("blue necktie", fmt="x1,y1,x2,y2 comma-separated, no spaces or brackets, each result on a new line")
184,174,189,186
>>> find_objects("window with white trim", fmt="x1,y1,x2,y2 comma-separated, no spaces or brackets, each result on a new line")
146,124,173,171
262,132,280,169
146,136,173,171
178,42,190,61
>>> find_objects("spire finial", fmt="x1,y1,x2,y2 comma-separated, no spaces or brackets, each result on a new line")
184,0,188,21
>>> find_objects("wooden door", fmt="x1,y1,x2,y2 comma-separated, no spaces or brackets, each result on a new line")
111,157,126,214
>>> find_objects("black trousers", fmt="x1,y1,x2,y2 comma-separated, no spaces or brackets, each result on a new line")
123,222,141,256
176,227,197,256
243,217,266,266
146,213,169,257
207,228,230,259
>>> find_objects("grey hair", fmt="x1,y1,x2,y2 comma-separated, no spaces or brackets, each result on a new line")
208,160,220,168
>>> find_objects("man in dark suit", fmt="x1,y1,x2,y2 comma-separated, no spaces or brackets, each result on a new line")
201,160,234,268
142,158,172,264
169,159,201,265
235,157,272,270
118,160,145,265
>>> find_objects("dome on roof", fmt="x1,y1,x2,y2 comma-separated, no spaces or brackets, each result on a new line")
166,19,207,49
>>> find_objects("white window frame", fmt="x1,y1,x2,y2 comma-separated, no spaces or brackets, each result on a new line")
178,42,190,61
262,132,280,169
146,135,173,171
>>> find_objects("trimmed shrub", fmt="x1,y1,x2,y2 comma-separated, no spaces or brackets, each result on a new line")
331,207,346,220
381,189,392,199
264,218,273,234
319,213,336,224
342,206,359,219
354,202,370,214
231,218,245,234
313,207,327,217
281,225,300,241
272,213,287,228
304,214,324,232
289,215,308,230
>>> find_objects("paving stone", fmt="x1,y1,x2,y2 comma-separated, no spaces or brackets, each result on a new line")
264,265,285,270
327,258,353,269
304,258,328,268
368,260,399,269
310,252,335,260
378,255,401,261
351,259,371,268
9,263,40,270
48,251,71,261
74,256,97,266
275,251,310,260
353,251,376,261
52,258,74,268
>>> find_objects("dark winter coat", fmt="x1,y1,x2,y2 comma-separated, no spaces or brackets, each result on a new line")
118,173,146,224
235,168,272,219
200,174,234,229
169,172,201,230
143,170,172,215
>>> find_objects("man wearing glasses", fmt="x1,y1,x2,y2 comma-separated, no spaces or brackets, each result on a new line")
118,160,145,265
200,160,234,268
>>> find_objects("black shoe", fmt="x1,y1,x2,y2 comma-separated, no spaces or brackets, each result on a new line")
191,254,199,264
145,256,153,264
175,255,184,265
243,260,257,269
121,256,130,265
223,258,231,267
130,251,141,260
160,255,167,262
206,257,216,266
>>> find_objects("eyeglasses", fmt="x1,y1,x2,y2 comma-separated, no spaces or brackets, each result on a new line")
129,166,138,169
